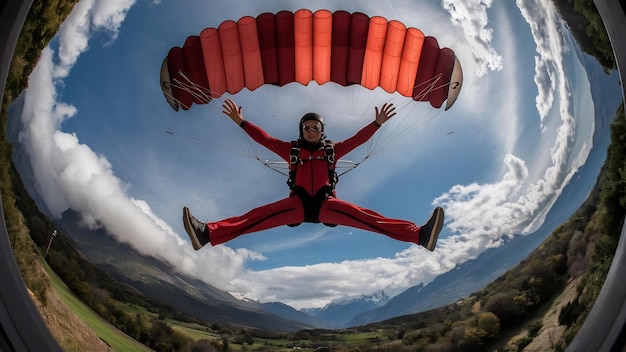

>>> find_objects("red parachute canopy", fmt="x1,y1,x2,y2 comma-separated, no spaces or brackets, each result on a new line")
160,9,463,111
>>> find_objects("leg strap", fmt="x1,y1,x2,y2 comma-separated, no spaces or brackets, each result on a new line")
291,186,334,223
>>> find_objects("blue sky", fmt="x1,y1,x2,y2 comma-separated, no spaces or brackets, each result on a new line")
15,0,606,309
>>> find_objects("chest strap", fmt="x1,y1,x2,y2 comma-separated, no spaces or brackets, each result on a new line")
287,140,337,190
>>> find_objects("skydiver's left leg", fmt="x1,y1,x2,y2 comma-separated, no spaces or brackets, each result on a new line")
318,196,443,250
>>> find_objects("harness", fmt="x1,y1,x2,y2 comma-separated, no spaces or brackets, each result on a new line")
287,139,338,190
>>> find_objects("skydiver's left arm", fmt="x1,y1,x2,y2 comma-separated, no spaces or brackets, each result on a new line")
222,99,244,125
374,103,396,126
334,103,396,158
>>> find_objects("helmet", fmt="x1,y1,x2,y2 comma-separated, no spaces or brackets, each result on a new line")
299,112,324,129
298,112,325,141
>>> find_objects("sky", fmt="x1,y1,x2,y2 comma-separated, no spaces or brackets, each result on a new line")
13,0,604,310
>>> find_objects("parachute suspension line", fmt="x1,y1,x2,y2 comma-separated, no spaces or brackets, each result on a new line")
196,56,279,171
166,114,289,176
346,85,386,117
248,85,277,117
230,139,289,176
411,73,456,102
165,125,256,160
362,95,415,157
362,99,447,161
199,98,289,176
333,96,409,177
351,72,455,159
348,85,362,116
161,89,181,109
342,72,452,165
163,100,261,162
255,157,289,176
166,81,454,180
217,110,261,158
361,89,385,117
347,85,356,114
165,70,223,110
260,86,277,117
412,73,442,101
167,127,289,176
164,130,209,146
336,157,369,177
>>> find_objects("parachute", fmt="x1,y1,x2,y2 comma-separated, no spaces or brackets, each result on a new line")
161,9,463,112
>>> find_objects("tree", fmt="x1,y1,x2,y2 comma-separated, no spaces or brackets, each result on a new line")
464,327,489,349
483,291,521,326
193,339,218,352
221,337,231,352
477,312,500,338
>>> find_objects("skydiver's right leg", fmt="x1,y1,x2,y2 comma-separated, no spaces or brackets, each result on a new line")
204,195,305,246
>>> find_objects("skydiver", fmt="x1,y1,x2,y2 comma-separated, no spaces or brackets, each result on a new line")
183,98,444,251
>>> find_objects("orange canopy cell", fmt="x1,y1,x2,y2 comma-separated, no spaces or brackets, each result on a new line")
237,16,264,91
361,16,388,90
379,20,407,93
313,9,332,85
199,27,227,98
396,27,424,97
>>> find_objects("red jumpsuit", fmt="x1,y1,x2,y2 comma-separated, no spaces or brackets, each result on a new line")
207,121,423,245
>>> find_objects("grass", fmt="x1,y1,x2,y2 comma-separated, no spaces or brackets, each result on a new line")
167,320,219,341
41,257,151,352
338,331,387,344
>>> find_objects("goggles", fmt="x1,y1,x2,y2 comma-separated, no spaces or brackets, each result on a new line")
302,123,322,132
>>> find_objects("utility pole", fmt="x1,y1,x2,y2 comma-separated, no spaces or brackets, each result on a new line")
44,229,57,258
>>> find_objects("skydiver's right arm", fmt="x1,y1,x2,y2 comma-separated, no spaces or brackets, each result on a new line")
240,122,291,161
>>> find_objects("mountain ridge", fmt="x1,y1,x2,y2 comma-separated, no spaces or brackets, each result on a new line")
54,209,314,332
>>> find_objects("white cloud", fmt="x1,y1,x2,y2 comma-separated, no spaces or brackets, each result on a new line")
17,0,259,293
233,245,451,310
442,0,503,77
426,0,588,265
516,0,571,126
435,154,531,245
54,0,134,78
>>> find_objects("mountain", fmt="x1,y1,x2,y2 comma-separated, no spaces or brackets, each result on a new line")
310,291,390,328
54,209,314,332
349,230,545,326
348,61,619,326
349,140,608,326
53,207,396,330
45,132,607,331
261,302,329,328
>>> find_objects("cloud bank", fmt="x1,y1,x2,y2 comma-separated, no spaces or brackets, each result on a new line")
442,0,503,77
427,0,588,271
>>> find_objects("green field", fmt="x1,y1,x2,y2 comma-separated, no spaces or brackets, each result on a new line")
42,258,151,352
166,319,220,341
